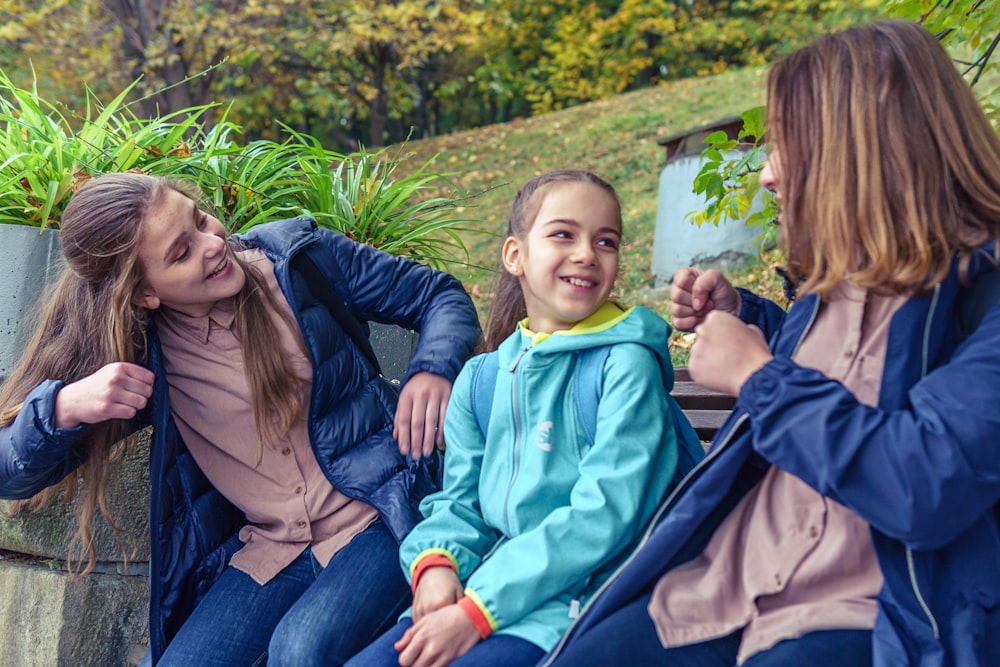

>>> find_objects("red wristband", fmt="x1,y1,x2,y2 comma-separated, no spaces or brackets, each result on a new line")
410,554,456,595
458,595,494,639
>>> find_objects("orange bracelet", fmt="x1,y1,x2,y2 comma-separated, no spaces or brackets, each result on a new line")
458,596,494,639
410,554,456,594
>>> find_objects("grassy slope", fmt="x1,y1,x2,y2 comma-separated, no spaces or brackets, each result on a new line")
392,66,788,360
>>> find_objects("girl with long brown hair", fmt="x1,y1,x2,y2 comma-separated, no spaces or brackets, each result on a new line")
0,172,481,666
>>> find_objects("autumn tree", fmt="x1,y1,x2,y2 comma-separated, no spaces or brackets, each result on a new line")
0,0,483,148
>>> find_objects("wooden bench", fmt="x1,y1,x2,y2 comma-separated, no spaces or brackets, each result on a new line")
672,367,736,443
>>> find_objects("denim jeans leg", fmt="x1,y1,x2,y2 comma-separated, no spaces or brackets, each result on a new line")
342,619,412,667
449,634,545,667
268,520,411,667
345,618,545,667
742,629,873,667
157,551,316,667
544,592,742,667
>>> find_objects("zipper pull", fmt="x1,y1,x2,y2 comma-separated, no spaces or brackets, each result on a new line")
568,599,581,619
509,345,531,372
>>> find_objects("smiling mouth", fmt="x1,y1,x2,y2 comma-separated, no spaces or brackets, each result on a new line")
564,277,597,288
207,257,229,279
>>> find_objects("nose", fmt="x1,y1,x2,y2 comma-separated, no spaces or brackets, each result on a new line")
202,230,226,259
571,241,597,266
759,160,777,192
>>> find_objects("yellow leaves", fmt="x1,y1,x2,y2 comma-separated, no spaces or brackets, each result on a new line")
670,332,697,352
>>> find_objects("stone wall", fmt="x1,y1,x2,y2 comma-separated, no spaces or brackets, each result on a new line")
0,431,152,667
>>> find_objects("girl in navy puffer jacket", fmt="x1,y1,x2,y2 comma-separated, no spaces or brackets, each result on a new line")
0,173,480,665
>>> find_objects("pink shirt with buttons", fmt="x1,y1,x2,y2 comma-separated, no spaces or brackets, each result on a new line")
649,282,903,663
154,248,378,585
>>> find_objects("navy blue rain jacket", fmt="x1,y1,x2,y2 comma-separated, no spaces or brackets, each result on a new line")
543,245,1000,667
0,218,481,663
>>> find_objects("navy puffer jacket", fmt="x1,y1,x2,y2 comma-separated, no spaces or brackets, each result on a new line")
0,218,481,662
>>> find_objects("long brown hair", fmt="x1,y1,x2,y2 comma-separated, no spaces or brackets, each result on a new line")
0,173,303,573
483,170,622,351
767,20,1000,297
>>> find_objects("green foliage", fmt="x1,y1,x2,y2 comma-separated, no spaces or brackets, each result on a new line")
882,0,1000,122
0,0,876,150
0,71,476,270
686,107,777,247
0,70,213,228
475,0,877,118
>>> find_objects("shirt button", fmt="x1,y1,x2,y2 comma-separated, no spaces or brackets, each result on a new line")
296,519,307,529
294,485,304,495
281,447,291,456
808,525,819,539
774,574,783,588
844,349,855,358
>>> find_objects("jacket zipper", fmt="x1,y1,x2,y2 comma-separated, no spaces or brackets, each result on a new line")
540,413,751,665
906,547,939,639
503,346,531,536
906,284,941,638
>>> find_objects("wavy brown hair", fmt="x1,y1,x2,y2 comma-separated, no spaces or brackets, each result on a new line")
0,173,303,573
767,20,1000,297
483,170,622,351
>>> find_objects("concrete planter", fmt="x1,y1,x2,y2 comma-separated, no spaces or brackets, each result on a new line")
0,224,150,666
651,153,765,286
651,117,766,287
0,226,64,382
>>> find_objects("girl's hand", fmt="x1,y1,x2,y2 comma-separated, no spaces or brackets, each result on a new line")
412,567,463,623
395,605,481,667
395,371,451,459
689,310,772,396
54,362,155,429
670,267,741,332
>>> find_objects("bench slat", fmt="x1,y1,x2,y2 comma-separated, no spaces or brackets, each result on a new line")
672,367,734,444
672,381,737,411
683,410,731,443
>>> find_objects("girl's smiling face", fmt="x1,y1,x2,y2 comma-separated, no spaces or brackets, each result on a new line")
502,180,622,334
136,188,246,317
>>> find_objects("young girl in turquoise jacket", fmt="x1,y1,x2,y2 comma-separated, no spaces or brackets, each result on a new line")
347,170,700,667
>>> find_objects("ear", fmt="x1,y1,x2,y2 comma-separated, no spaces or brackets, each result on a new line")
501,236,524,276
135,286,161,311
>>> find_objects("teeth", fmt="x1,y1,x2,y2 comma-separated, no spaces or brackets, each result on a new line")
209,258,227,278
567,277,595,287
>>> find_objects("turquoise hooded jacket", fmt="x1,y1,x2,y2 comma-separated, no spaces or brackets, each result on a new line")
400,303,680,651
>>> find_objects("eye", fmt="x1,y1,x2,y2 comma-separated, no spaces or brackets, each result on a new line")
548,229,572,240
596,237,619,250
197,213,209,229
175,246,191,262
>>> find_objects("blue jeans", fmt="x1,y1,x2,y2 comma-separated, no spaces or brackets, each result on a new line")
157,520,409,667
544,593,874,667
346,618,546,667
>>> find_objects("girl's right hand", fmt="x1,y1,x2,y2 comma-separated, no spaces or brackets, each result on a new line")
54,363,155,430
669,267,741,332
412,566,463,623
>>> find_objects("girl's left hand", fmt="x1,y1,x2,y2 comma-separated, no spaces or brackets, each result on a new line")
394,605,481,667
394,371,451,459
689,310,773,396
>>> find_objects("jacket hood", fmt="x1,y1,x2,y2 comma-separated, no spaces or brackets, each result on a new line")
500,304,675,390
